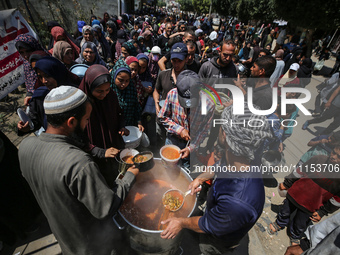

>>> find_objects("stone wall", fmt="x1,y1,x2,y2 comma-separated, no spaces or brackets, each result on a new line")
1,0,118,44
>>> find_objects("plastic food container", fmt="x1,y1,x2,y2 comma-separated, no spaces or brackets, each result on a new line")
123,126,142,149
160,145,181,164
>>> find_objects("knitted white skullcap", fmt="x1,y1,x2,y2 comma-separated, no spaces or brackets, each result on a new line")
44,86,87,114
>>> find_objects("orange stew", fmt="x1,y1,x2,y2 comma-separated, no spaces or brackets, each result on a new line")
162,190,183,211
133,154,149,163
162,147,180,160
122,155,134,164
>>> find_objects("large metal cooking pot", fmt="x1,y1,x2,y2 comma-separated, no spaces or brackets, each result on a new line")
113,158,197,254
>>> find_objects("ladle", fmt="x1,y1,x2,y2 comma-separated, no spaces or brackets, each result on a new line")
162,189,191,212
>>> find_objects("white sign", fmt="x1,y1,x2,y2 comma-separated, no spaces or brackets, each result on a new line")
0,9,37,100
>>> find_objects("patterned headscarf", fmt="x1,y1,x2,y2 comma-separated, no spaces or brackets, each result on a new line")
14,34,47,95
110,60,140,126
122,41,138,57
221,103,273,162
82,25,93,36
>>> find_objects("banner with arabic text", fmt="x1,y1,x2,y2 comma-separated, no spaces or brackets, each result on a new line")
0,9,37,100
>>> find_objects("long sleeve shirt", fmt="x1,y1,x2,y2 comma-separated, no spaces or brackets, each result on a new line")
283,155,340,217
19,133,135,255
157,89,215,151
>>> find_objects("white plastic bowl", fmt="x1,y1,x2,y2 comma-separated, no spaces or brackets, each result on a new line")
123,126,142,149
160,145,181,164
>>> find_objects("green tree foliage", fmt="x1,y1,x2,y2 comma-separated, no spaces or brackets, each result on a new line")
212,0,276,23
177,0,194,12
212,0,237,17
238,0,276,22
192,0,211,15
157,0,166,8
273,0,340,30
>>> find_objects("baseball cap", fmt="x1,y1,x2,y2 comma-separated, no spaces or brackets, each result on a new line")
117,30,127,44
177,70,201,108
151,46,161,55
209,31,217,41
170,42,188,61
195,29,203,37
77,21,86,33
289,63,300,71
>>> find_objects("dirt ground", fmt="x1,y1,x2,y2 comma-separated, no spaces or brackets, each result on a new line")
0,85,31,147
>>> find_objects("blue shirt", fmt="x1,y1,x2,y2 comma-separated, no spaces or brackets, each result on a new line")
198,160,265,246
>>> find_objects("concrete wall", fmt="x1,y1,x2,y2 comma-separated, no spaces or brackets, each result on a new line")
0,0,118,38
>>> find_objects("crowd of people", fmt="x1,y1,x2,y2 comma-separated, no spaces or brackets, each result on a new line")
1,8,340,255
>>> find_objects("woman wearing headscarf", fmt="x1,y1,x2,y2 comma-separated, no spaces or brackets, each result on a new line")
47,21,79,49
148,46,160,81
76,41,107,67
137,36,147,53
89,15,97,26
130,30,139,42
17,56,78,136
110,60,144,131
92,24,111,62
79,64,129,186
14,34,48,106
121,41,138,59
105,20,118,44
52,41,77,69
100,12,110,32
136,53,155,144
284,48,303,74
28,50,50,90
91,19,104,31
48,26,80,59
141,30,154,50
137,53,154,86
121,14,133,31
297,58,313,87
29,51,50,69
80,25,103,56
125,56,146,107
105,20,118,60
115,30,128,60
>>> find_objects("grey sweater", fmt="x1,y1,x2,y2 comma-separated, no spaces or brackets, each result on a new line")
19,133,135,255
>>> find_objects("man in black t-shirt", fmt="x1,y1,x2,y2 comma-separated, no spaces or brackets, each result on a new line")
158,22,172,56
186,41,201,74
153,42,188,114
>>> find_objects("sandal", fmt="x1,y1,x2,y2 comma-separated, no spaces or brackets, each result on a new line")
267,222,282,236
